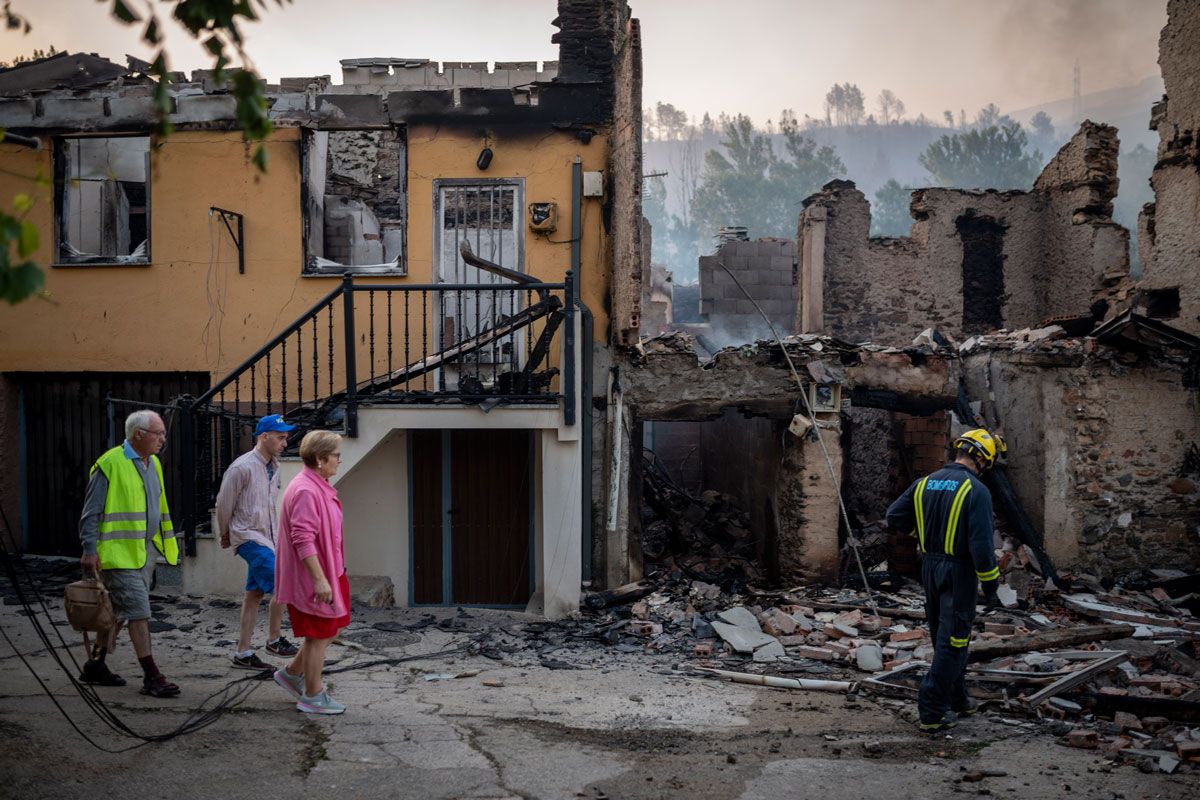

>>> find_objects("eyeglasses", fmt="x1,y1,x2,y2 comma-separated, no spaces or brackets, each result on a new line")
330,452,342,459
139,428,167,439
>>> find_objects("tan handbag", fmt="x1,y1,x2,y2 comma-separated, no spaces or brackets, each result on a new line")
64,577,117,656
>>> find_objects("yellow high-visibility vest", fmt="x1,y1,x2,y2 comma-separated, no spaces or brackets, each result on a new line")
91,446,178,570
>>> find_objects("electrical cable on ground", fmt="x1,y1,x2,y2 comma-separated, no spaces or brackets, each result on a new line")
0,505,472,750
714,260,880,619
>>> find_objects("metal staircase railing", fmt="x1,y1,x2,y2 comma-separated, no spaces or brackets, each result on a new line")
177,272,575,553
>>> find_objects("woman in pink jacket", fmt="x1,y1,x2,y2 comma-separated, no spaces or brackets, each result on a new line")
272,430,349,715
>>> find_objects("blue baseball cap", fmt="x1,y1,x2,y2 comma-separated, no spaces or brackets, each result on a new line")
254,414,296,435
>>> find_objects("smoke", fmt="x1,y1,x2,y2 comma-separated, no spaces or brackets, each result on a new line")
987,0,1166,107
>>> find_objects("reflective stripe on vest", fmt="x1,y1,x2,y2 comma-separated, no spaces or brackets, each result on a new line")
944,480,973,556
91,447,179,570
977,566,1000,582
913,477,930,553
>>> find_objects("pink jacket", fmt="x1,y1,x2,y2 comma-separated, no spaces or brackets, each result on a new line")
275,467,347,618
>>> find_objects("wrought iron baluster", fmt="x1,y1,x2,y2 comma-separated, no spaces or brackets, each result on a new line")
327,302,335,398
438,289,446,392
266,351,272,412
421,290,428,391
281,339,287,411
369,289,376,386
403,290,410,394
296,329,303,406
492,287,498,391
526,288,534,392
312,311,319,405
249,364,257,420
386,290,393,388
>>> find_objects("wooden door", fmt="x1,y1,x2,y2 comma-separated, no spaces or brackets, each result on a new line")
409,428,533,606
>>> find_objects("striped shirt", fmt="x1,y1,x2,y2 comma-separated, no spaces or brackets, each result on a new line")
215,448,281,552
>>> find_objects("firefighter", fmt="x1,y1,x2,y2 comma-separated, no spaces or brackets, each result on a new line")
886,428,1003,732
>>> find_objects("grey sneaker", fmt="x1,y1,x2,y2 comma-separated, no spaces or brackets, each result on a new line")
273,668,305,701
297,689,346,715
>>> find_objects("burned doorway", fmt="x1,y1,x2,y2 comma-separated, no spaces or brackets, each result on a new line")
841,407,950,581
410,428,534,606
641,412,774,591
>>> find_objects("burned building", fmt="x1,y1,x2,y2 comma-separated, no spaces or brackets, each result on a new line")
633,2,1200,587
0,0,645,618
797,122,1129,345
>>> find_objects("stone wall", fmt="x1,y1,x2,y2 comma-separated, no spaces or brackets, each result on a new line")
608,9,644,346
698,238,796,344
963,348,1200,576
1137,0,1200,334
798,123,1130,346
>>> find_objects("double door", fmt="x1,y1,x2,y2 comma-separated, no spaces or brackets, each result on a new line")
411,429,533,606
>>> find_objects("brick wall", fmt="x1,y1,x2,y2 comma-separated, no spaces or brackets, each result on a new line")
895,410,951,478
698,238,797,343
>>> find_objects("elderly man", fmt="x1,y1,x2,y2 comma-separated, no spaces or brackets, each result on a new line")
79,409,180,698
216,414,299,669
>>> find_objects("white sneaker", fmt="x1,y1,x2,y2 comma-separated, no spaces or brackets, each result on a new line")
273,668,304,701
297,689,346,715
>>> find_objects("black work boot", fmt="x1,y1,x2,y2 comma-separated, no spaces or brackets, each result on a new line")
918,710,959,733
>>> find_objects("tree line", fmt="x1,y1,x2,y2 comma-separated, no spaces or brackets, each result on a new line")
644,91,1073,279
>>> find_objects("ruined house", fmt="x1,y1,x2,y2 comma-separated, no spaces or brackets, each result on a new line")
636,0,1200,586
0,0,644,618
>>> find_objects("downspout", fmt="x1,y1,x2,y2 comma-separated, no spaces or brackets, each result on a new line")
572,157,595,583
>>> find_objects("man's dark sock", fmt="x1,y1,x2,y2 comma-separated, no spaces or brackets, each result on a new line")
138,655,161,680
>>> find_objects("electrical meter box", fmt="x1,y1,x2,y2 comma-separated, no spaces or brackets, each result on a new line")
583,171,604,197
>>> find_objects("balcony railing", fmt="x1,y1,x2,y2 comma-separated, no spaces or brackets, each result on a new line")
178,271,576,553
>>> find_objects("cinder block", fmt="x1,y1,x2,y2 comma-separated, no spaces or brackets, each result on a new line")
171,94,237,123
39,97,105,125
105,96,157,125
340,66,370,85
0,99,36,129
446,68,484,88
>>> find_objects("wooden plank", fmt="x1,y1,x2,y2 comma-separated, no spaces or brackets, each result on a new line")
1021,651,1129,707
967,623,1135,662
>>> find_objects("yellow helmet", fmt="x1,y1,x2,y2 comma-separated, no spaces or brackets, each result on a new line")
954,428,1005,469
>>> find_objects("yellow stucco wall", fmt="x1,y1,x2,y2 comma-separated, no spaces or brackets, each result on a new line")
0,124,610,382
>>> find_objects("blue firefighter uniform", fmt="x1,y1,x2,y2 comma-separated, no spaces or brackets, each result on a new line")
886,462,999,725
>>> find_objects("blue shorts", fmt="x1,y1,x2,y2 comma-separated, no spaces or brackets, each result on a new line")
236,541,276,594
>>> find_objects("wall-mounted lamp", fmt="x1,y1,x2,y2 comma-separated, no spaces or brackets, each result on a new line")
476,146,493,171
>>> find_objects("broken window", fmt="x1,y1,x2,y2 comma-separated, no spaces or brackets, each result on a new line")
956,211,1006,334
301,128,407,275
433,179,525,389
54,135,150,264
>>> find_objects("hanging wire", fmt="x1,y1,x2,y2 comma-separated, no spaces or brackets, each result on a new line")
714,260,879,619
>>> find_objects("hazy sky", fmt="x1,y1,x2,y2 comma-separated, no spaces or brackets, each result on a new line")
0,0,1167,124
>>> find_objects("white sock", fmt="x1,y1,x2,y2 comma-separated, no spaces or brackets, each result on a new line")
236,649,254,659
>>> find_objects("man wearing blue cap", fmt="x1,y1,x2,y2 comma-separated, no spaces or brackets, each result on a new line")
216,414,300,669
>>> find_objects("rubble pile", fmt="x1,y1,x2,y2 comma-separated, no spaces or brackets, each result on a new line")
577,558,1200,770
641,451,763,592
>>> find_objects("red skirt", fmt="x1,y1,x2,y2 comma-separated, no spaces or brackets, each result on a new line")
288,572,350,639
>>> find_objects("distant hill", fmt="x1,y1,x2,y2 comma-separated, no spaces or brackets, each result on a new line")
1008,75,1162,151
